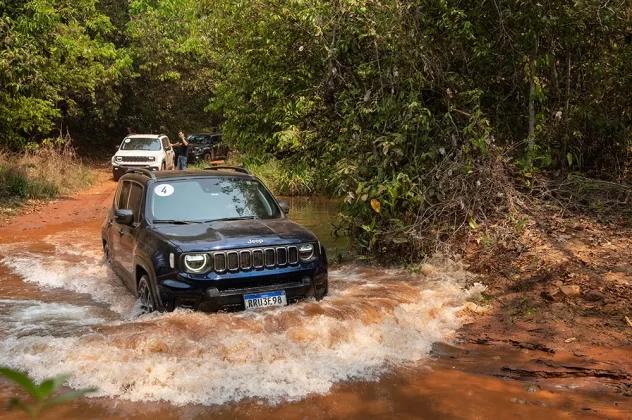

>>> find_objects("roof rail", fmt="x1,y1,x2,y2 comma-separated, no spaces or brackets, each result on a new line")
126,168,157,179
204,166,252,175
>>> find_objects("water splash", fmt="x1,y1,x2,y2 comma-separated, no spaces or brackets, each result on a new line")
0,230,485,406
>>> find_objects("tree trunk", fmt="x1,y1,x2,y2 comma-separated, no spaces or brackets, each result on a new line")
528,36,538,152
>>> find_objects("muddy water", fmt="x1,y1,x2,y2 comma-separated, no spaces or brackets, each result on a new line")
0,198,623,419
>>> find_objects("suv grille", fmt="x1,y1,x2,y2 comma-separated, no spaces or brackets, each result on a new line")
212,246,299,273
122,156,152,163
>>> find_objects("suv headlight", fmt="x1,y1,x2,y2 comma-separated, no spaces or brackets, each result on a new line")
115,156,122,162
183,253,212,273
148,156,156,161
298,243,315,261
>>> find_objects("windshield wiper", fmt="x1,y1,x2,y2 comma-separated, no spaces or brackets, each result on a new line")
203,216,260,223
152,219,201,225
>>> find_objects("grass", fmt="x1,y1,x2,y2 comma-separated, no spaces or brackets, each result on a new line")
0,146,96,201
188,155,322,196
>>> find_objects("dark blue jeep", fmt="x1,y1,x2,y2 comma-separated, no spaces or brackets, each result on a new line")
101,167,328,313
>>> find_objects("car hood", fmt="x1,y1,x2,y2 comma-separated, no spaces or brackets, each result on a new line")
150,218,319,252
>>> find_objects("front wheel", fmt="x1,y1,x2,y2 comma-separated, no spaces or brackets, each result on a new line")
137,275,155,314
315,280,328,300
103,242,111,264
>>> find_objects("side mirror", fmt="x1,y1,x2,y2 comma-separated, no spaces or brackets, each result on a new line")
278,200,290,215
114,209,134,225
114,145,120,151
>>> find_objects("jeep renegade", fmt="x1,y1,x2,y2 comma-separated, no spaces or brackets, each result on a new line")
102,167,328,313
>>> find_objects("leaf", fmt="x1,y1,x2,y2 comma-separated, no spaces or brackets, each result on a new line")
566,152,573,166
468,218,478,230
7,398,35,417
41,388,97,410
516,217,528,232
392,237,408,244
370,199,380,213
0,368,39,400
37,374,71,399
360,194,368,201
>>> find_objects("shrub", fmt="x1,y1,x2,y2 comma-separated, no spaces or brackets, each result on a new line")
0,144,96,200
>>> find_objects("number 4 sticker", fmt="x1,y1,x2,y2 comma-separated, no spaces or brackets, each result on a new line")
155,184,174,197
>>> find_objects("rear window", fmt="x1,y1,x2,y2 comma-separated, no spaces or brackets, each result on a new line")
120,137,161,151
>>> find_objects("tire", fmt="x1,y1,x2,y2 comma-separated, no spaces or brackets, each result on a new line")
315,280,328,300
137,275,155,314
112,171,120,182
103,242,111,264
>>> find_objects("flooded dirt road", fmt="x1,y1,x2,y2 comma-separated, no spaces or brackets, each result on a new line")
0,179,630,419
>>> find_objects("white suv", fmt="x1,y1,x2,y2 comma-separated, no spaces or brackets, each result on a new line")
111,134,175,181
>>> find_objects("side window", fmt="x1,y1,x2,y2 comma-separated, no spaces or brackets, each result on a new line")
116,181,132,209
162,137,171,151
127,183,144,223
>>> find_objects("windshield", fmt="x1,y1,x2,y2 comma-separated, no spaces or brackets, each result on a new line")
148,178,282,222
120,137,162,151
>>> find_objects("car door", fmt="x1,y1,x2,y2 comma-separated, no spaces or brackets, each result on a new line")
162,137,174,170
117,181,144,288
109,181,131,280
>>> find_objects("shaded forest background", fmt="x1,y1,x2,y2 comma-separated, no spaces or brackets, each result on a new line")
1,0,631,258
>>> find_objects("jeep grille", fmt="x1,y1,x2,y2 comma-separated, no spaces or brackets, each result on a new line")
122,156,152,163
211,246,299,273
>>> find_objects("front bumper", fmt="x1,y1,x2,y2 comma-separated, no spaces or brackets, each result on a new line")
156,268,328,312
112,164,160,174
187,152,205,162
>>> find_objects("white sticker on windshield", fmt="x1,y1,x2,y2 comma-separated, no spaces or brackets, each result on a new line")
124,138,131,143
155,184,174,197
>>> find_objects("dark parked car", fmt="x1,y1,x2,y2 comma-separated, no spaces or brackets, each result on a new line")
186,133,226,162
101,167,328,313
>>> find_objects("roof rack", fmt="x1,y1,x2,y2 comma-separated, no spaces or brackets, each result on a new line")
126,168,157,179
204,166,252,175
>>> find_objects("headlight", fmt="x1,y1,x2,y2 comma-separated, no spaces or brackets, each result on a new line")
299,243,315,261
183,253,211,273
115,156,122,162
148,156,156,161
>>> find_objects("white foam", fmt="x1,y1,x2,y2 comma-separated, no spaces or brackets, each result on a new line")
0,234,136,316
0,300,104,337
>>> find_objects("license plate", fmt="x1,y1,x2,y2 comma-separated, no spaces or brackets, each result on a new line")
243,291,287,310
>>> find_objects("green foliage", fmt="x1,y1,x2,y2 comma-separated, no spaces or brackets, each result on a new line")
240,157,320,196
0,367,96,420
0,0,131,148
1,0,631,259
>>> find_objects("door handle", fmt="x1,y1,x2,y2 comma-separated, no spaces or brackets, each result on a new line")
118,228,124,236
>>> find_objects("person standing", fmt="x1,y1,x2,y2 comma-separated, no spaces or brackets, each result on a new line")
170,131,189,170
